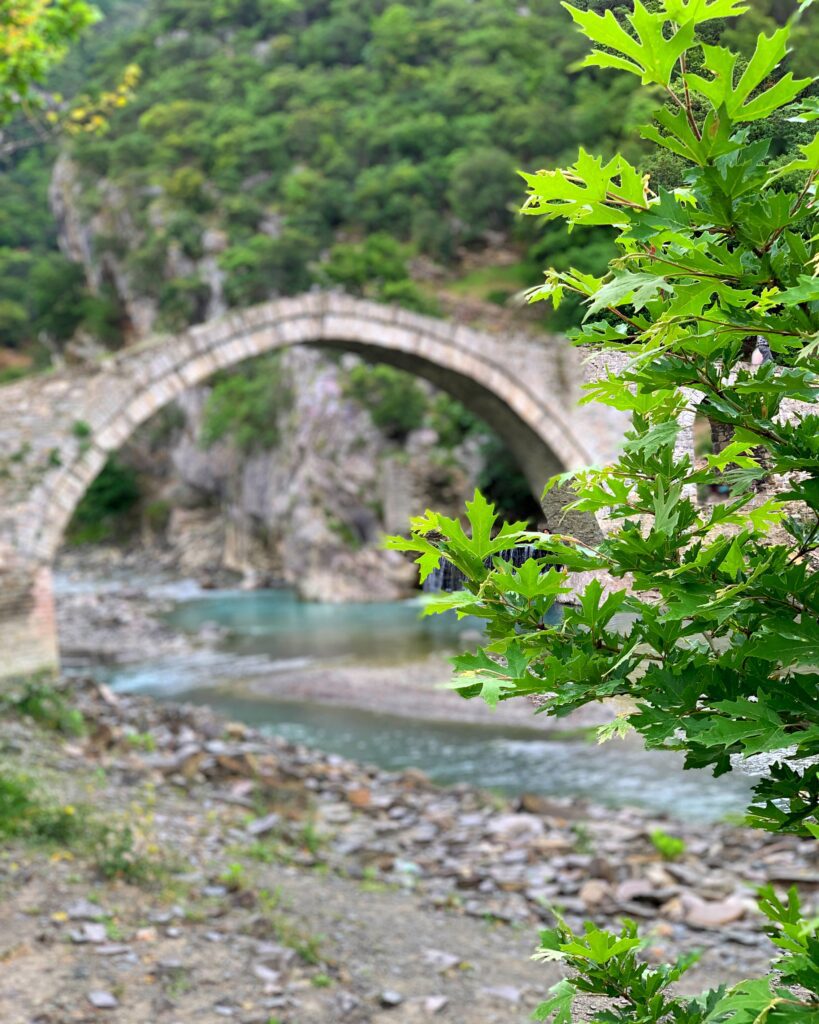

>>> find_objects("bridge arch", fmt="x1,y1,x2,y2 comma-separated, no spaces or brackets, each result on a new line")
0,292,627,679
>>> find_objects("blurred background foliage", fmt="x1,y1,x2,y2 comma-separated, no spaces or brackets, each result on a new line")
0,0,815,362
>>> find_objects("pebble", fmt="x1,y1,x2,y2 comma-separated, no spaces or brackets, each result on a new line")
424,996,449,1014
87,991,119,1009
481,985,522,1004
252,963,281,986
67,899,105,921
70,922,107,944
682,894,747,929
246,812,281,837
423,949,460,972
380,990,404,1007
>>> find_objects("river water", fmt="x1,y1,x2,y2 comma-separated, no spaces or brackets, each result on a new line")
85,585,755,822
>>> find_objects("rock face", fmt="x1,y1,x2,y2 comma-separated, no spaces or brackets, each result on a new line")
50,154,159,342
124,348,483,601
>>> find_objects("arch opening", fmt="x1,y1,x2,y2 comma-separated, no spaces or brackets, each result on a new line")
59,345,546,601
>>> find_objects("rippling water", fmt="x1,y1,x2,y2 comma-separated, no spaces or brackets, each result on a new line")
94,586,754,823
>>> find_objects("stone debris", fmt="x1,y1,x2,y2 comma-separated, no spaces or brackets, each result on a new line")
481,984,523,1004
66,898,105,921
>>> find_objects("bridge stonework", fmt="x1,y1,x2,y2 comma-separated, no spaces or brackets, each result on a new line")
0,292,627,681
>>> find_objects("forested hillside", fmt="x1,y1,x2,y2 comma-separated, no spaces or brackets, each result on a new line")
1,0,815,364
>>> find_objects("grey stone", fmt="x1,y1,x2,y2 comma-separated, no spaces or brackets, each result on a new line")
379,990,404,1007
481,985,522,1004
246,812,281,837
66,898,105,921
70,922,108,944
87,991,119,1009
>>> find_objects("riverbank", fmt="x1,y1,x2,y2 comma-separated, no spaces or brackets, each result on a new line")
2,677,813,1024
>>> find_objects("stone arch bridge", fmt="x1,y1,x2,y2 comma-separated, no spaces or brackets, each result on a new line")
0,292,627,681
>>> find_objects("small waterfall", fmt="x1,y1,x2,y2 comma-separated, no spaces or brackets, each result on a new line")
423,544,541,593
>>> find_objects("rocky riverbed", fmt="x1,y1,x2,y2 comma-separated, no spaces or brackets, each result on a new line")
1,678,816,1024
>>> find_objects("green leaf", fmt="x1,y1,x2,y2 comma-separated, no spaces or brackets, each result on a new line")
532,979,574,1023
767,131,819,182
777,274,819,306
586,271,673,316
597,716,634,743
652,480,684,535
748,620,819,667
719,536,745,577
702,978,777,1023
521,150,648,228
383,533,442,584
418,590,482,618
624,419,680,456
495,561,569,601
687,29,813,121
463,489,497,556
663,0,749,22
448,646,532,707
564,1,696,87
694,697,814,756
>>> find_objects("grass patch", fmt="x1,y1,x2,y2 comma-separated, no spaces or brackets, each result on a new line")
1,676,85,736
0,773,89,846
444,262,534,303
0,769,169,885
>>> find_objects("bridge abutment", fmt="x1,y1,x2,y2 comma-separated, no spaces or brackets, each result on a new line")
0,552,59,682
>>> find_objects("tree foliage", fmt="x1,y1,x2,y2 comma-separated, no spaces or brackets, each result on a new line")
2,0,816,356
201,353,294,453
56,0,647,330
0,0,98,122
67,455,140,544
391,0,819,1018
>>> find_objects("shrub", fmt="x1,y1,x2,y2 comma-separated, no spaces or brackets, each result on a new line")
649,828,686,861
0,774,35,837
144,499,172,533
219,230,318,307
2,677,85,737
157,275,210,330
321,233,409,292
391,1,819,1019
67,456,141,544
342,363,426,441
201,353,293,452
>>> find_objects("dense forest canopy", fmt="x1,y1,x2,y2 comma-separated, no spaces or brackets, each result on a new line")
0,0,815,366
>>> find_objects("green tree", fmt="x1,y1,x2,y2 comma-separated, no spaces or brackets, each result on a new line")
391,1,819,1019
448,146,517,240
342,363,427,441
201,353,293,452
0,0,98,122
68,455,140,544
